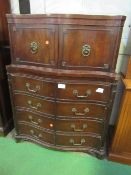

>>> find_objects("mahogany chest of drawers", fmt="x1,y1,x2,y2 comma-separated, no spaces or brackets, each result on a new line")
6,14,125,158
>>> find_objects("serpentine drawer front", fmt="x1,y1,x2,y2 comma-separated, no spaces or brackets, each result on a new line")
10,72,112,103
15,110,55,131
56,102,107,119
11,74,56,99
7,64,117,157
7,14,126,158
55,118,104,134
56,81,111,103
17,123,55,145
13,93,56,116
55,133,101,149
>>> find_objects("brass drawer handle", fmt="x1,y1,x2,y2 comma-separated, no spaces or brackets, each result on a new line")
27,100,42,110
82,44,91,57
28,115,42,125
26,83,40,93
30,41,39,54
69,138,85,146
72,107,89,116
73,89,91,98
30,129,42,138
70,123,87,132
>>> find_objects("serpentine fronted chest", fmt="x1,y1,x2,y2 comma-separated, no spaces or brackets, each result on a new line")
6,14,126,158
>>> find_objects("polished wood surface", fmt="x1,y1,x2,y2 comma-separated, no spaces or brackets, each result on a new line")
10,73,112,103
56,102,107,118
0,0,10,43
7,64,118,157
59,25,119,71
55,133,101,149
10,25,58,67
109,79,131,165
0,0,13,136
11,75,56,99
17,123,54,145
7,14,125,72
55,118,104,134
13,93,56,116
7,14,125,158
125,56,131,79
16,109,55,131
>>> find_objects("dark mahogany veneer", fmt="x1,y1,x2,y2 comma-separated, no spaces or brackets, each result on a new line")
6,14,126,158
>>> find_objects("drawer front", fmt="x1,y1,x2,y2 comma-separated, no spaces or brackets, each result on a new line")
17,123,54,144
57,82,111,102
12,75,56,98
55,118,103,134
56,134,101,149
56,102,107,119
10,24,58,67
15,110,54,130
13,94,55,116
59,25,117,71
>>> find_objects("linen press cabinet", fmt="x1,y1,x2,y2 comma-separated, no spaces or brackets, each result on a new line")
6,14,125,158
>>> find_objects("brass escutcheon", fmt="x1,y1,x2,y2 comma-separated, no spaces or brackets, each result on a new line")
82,44,91,57
30,41,39,54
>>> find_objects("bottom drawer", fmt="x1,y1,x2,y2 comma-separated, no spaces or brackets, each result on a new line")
17,123,54,145
55,133,101,149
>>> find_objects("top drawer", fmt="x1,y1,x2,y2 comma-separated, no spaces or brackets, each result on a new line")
11,75,56,99
57,81,112,103
9,24,58,67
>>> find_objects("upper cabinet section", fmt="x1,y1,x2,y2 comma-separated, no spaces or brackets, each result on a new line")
7,14,126,72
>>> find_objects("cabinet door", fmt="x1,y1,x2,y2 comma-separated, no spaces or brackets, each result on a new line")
10,24,58,68
59,25,119,71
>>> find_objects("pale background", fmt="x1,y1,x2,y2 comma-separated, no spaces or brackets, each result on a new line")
9,0,131,124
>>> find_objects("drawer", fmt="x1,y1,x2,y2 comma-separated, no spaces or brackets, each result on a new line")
10,24,58,67
55,118,104,134
59,25,118,71
57,82,111,102
12,75,56,98
55,133,101,149
15,110,54,130
56,102,107,119
13,94,55,116
17,123,54,144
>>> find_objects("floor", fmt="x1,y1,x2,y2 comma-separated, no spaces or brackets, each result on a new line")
0,129,131,175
